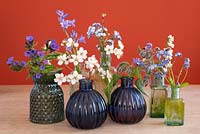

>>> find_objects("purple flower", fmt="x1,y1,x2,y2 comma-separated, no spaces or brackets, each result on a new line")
77,35,86,44
145,43,152,51
43,60,48,65
133,58,144,66
38,51,44,57
26,36,34,42
175,52,182,57
30,49,38,56
50,40,59,51
156,50,164,59
6,57,14,65
56,10,64,17
70,30,77,39
60,19,75,28
24,51,31,57
21,61,26,67
13,61,19,66
87,26,96,38
184,58,190,69
161,59,170,66
40,65,45,70
56,10,69,22
66,46,72,52
35,73,42,79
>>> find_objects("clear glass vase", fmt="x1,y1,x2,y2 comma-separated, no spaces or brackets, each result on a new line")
164,88,184,126
150,75,167,118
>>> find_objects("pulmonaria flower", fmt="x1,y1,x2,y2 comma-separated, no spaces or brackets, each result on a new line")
66,71,83,85
40,65,45,70
184,58,190,68
38,51,45,57
57,54,68,65
54,73,67,85
46,40,59,51
26,36,34,42
77,47,88,60
85,55,99,71
21,61,27,67
114,48,123,59
69,54,84,66
105,45,114,55
35,73,42,79
133,58,144,66
6,57,14,65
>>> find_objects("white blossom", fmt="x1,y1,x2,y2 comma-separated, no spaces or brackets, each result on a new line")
98,67,106,79
77,47,88,60
105,45,114,55
69,54,84,66
167,42,174,48
85,55,99,71
168,34,174,42
54,73,67,85
74,42,79,47
66,71,83,85
114,48,123,59
118,40,124,50
106,70,112,82
57,54,68,65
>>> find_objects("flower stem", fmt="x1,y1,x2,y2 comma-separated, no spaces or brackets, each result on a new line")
170,67,175,83
177,67,183,83
181,69,188,84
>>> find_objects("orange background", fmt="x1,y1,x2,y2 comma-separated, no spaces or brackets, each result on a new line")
0,0,199,85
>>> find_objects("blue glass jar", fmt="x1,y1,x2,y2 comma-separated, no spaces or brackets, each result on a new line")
66,79,107,129
108,77,147,124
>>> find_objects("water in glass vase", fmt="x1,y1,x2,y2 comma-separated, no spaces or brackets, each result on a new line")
150,76,167,118
164,88,184,126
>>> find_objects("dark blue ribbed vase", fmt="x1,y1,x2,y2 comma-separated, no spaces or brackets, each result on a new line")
108,77,147,124
66,79,107,129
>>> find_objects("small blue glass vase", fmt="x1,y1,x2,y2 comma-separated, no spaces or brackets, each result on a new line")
66,79,107,129
108,77,147,124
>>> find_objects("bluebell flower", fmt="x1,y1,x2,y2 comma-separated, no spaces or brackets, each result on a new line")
21,61,26,67
114,31,122,40
26,36,34,42
133,58,144,66
49,40,59,51
174,52,182,57
161,59,170,66
60,19,75,28
77,35,86,44
156,50,164,59
35,73,42,79
6,57,14,65
184,58,190,69
56,10,69,23
70,30,77,39
40,65,45,70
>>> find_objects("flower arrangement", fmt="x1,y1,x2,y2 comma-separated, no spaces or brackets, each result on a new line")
6,36,61,80
133,35,190,90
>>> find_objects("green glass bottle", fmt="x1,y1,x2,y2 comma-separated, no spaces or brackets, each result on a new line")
164,88,184,126
150,75,167,118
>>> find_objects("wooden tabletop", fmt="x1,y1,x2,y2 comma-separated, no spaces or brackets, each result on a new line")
0,85,200,134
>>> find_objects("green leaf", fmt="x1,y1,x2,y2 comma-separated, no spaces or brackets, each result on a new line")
135,79,149,97
179,82,189,88
168,77,175,88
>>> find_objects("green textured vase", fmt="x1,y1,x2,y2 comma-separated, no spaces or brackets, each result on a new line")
150,76,167,118
164,88,184,126
30,74,64,124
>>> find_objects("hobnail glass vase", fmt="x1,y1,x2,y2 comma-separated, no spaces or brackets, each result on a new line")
164,87,184,126
66,79,107,129
30,75,64,124
150,75,167,118
108,77,147,124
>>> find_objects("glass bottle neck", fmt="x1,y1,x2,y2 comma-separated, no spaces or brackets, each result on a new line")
100,50,111,70
121,77,133,88
79,79,93,91
152,75,165,87
171,88,180,99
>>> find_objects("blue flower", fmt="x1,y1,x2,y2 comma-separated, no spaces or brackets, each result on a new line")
147,64,157,72
60,19,75,28
92,23,102,28
26,36,34,42
50,40,59,51
154,71,166,79
133,58,144,66
114,31,122,40
21,61,26,67
70,30,77,39
40,65,45,70
161,59,170,66
145,43,152,51
156,50,164,59
66,46,72,52
35,73,42,79
87,26,96,38
77,35,86,44
24,51,31,57
12,61,19,66
56,10,69,22
175,52,182,57
38,51,44,57
6,57,14,65
184,58,190,69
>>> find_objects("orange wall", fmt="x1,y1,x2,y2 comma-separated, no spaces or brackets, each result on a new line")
0,0,199,84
